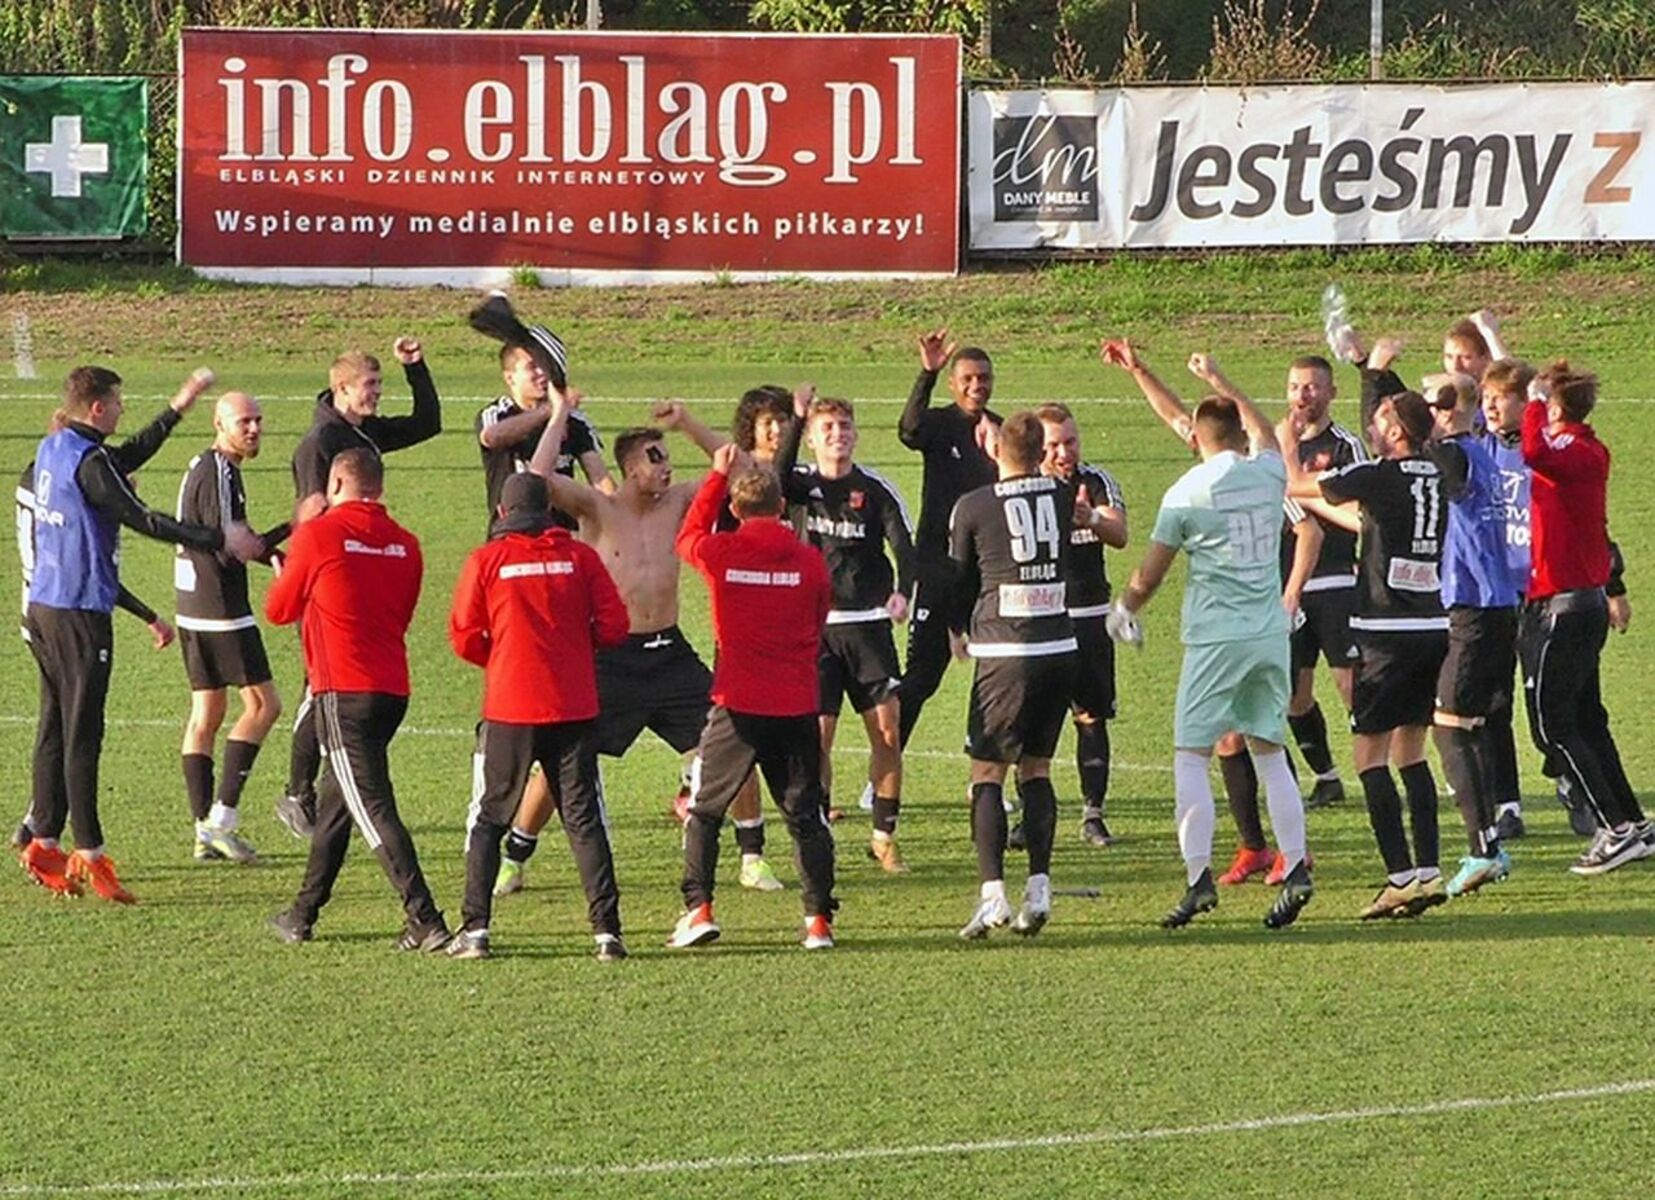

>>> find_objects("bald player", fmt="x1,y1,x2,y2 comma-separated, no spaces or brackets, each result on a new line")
174,392,290,863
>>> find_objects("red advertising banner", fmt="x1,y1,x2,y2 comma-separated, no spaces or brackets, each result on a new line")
178,28,960,283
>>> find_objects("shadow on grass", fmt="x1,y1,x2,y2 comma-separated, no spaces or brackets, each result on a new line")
949,904,1655,950
283,903,1650,963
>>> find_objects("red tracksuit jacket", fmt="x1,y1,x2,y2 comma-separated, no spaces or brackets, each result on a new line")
448,525,630,724
265,499,422,696
1521,400,1611,600
677,472,831,717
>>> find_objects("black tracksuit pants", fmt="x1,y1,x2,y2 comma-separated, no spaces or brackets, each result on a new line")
899,560,957,748
25,605,114,848
291,691,442,930
286,678,322,805
463,718,620,937
1520,595,1644,829
683,706,836,918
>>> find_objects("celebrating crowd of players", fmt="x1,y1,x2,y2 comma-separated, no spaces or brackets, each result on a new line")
14,293,1650,956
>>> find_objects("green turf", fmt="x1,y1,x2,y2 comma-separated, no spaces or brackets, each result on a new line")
1,260,1652,1197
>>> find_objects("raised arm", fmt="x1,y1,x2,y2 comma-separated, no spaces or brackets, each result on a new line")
111,369,215,473
1521,396,1602,482
653,401,728,459
774,387,809,500
675,448,738,570
1101,338,1193,444
528,390,605,522
366,341,442,450
899,329,953,449
1188,352,1278,456
1469,310,1511,363
1358,343,1406,446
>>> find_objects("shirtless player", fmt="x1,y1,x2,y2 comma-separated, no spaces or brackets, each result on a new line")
491,391,783,893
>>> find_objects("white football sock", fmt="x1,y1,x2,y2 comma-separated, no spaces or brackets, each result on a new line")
1256,748,1306,875
1173,750,1216,885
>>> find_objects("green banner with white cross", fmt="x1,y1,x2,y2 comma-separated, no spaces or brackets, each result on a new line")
0,76,148,238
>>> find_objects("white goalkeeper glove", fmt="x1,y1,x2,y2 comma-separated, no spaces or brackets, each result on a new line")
1105,600,1144,648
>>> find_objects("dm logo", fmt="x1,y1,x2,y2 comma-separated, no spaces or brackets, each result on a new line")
991,114,1099,222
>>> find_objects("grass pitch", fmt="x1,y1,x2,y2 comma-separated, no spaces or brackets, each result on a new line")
1,255,1652,1197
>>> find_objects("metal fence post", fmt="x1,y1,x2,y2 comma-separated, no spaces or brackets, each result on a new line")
1370,0,1384,79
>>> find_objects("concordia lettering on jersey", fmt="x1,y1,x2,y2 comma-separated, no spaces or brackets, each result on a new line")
950,473,1077,658
1318,456,1448,634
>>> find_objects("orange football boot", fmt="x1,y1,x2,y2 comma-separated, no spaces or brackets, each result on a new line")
21,841,81,897
1265,849,1316,886
1217,845,1274,886
66,850,136,904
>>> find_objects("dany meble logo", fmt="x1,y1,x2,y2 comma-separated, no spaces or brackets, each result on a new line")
991,113,1100,222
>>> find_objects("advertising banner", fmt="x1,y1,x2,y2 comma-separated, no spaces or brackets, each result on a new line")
969,83,1655,249
1,76,148,238
179,28,960,283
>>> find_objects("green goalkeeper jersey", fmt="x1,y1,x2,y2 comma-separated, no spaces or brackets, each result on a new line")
1150,449,1290,646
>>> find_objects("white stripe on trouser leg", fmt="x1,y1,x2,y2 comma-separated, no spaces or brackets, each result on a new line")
322,693,383,851
294,686,312,730
1173,750,1215,886
686,754,703,812
594,758,611,832
1255,748,1306,872
1533,634,1611,827
464,727,486,853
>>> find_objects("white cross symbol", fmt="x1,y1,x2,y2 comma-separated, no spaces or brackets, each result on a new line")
24,115,109,198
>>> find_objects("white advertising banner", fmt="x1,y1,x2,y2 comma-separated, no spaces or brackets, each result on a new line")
969,82,1655,249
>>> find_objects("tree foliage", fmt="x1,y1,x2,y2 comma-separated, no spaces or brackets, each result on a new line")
5,1,1654,82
